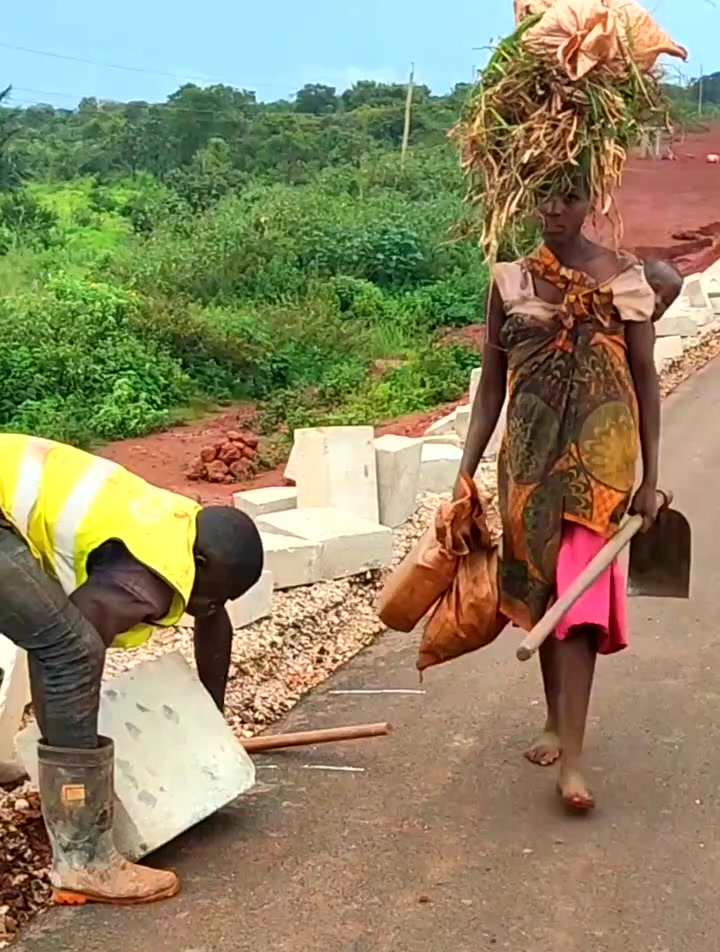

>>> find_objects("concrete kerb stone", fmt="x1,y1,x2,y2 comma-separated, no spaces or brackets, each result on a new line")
17,652,255,862
374,434,422,528
654,335,684,371
653,313,700,338
290,426,380,524
0,636,31,782
180,569,273,630
233,486,297,519
424,411,457,437
258,508,392,581
417,442,463,494
259,531,322,589
469,367,482,405
684,275,711,310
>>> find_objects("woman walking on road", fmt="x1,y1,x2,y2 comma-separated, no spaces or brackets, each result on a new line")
458,179,669,812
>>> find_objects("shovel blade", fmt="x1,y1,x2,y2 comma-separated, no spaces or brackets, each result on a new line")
628,507,691,599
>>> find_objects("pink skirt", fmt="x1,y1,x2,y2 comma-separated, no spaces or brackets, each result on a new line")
554,521,628,655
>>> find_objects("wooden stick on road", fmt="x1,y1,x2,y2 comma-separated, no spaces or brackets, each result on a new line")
242,722,393,754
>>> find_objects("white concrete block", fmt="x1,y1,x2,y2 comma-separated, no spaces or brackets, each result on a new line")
469,366,482,404
260,531,322,589
424,411,457,437
16,653,255,862
233,485,297,518
417,442,463,494
685,276,711,310
291,426,380,523
284,441,299,482
374,434,422,528
654,335,683,371
454,405,471,441
180,569,273,630
485,398,508,458
0,636,31,780
258,508,392,580
653,313,699,338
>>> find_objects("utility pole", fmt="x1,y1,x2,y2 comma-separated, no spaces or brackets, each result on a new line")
400,62,415,168
698,63,704,116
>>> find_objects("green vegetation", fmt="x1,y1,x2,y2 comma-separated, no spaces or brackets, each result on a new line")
0,74,706,450
0,80,498,449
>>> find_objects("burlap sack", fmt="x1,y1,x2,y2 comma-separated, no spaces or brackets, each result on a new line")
514,0,686,79
377,473,491,634
418,545,508,674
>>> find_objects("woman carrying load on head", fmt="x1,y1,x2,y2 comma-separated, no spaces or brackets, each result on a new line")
457,176,679,812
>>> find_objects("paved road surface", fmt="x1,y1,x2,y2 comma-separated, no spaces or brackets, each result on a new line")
17,359,720,952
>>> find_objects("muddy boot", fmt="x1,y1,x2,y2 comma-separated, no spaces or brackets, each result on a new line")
38,736,180,906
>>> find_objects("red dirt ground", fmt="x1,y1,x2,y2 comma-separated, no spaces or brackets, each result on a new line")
102,127,720,504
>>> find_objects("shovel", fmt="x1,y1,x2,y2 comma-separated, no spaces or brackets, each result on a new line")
516,492,690,662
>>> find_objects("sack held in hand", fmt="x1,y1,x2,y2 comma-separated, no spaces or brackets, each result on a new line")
377,473,492,633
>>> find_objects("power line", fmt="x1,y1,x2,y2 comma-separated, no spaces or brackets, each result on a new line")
0,40,280,89
0,40,218,83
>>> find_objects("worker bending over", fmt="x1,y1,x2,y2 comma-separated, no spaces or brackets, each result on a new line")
0,434,263,905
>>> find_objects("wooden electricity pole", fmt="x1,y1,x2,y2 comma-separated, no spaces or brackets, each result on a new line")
400,62,415,168
698,64,704,116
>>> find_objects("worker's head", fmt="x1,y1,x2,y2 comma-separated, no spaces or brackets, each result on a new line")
540,175,590,245
187,506,264,617
643,258,683,322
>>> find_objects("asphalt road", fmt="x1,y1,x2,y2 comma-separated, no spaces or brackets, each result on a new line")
16,358,720,952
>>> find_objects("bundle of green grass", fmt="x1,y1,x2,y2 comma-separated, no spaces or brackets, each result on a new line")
451,1,686,263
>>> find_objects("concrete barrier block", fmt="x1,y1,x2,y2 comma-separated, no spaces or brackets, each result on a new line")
258,508,392,580
424,411,457,437
485,399,508,458
16,652,255,862
291,426,379,523
654,335,683,371
374,434,422,528
685,276,711,310
180,569,273,630
417,443,463,494
0,636,31,781
653,313,699,338
454,405,471,441
260,531,322,589
233,486,297,518
469,367,482,404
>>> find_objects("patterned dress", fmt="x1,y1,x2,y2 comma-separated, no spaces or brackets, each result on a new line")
493,246,655,640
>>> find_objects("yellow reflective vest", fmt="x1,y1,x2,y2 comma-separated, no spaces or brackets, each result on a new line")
0,434,201,649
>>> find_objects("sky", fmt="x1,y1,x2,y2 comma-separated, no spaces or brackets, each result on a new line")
1,0,715,109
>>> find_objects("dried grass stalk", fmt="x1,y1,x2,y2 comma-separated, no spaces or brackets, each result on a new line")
451,15,670,263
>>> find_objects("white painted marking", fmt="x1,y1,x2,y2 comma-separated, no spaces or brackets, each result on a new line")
301,765,365,773
328,689,426,695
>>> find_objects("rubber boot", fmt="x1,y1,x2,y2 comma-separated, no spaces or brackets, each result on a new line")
38,736,180,906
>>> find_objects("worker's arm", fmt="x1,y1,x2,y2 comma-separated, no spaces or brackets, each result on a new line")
71,542,174,648
626,320,661,528
193,608,233,713
455,282,508,495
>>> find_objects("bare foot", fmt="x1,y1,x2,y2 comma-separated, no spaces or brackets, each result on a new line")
523,730,561,766
556,765,595,812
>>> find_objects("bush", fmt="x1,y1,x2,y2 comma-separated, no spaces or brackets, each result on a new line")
0,274,193,444
0,189,58,251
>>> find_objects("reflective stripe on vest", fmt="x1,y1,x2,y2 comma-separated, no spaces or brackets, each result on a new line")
12,441,119,593
12,438,52,537
51,456,120,592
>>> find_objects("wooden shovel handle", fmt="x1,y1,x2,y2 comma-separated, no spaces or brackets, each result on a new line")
516,515,644,662
242,722,393,753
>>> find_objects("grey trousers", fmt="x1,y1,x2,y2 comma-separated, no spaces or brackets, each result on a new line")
0,524,104,748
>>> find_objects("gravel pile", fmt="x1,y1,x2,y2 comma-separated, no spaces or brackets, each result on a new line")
0,787,51,948
1,326,717,940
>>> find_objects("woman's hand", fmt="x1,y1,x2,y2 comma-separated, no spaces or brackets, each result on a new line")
631,482,660,531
